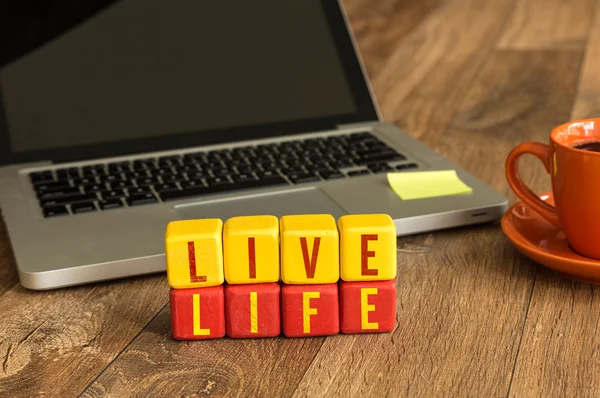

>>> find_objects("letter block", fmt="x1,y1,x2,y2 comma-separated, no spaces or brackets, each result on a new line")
280,214,339,284
223,215,280,284
165,219,224,289
338,214,397,281
170,286,226,340
281,284,339,337
225,283,281,338
339,280,396,334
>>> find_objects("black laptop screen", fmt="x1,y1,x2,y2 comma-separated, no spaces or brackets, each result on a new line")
0,0,378,165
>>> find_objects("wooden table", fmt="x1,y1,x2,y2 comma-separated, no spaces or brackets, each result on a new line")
2,0,600,396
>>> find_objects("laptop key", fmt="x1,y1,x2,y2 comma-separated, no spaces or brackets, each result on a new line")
367,163,393,173
287,172,321,184
348,169,370,177
155,183,179,194
43,205,69,218
355,152,405,165
35,181,72,193
38,187,81,200
40,193,98,207
99,199,124,210
100,189,126,200
82,183,106,193
107,181,135,190
71,202,97,214
396,163,419,170
127,192,158,206
159,176,288,202
30,171,54,183
232,173,257,183
134,177,159,187
128,187,152,196
206,176,232,186
318,170,345,180
256,170,280,180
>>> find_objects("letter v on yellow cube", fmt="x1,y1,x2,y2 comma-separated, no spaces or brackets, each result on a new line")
280,214,339,284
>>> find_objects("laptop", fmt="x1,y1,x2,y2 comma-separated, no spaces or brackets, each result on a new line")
0,0,508,290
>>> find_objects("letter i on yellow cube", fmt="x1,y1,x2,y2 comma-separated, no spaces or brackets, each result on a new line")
280,214,339,284
165,219,224,289
223,215,280,284
338,214,397,281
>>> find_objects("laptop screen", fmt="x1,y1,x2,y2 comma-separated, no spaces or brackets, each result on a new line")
0,0,378,165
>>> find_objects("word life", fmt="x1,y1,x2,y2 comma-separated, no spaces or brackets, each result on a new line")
166,214,397,339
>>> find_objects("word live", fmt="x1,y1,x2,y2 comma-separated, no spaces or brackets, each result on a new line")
166,214,397,340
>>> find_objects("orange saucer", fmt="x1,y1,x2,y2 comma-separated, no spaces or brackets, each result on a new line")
501,192,600,284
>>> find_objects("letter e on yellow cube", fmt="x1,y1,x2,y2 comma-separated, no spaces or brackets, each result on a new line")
223,215,280,284
338,214,396,281
165,219,224,289
280,214,339,284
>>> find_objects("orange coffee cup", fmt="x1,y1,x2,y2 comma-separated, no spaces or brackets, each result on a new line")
506,118,600,259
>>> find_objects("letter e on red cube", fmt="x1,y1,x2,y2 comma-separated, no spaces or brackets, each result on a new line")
339,280,396,334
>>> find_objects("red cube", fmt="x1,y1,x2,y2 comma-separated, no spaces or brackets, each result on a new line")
170,286,226,340
339,279,396,334
225,283,281,338
281,283,339,337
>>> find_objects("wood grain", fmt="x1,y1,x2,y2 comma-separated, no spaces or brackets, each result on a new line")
508,269,600,396
572,0,600,119
293,227,536,397
371,0,517,147
498,0,595,50
343,0,440,78
0,276,168,397
1,0,600,396
81,307,325,397
443,50,584,196
0,219,19,297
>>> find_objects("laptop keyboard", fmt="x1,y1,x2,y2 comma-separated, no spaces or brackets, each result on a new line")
28,131,418,217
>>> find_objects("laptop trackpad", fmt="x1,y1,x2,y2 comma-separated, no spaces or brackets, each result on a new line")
174,187,347,220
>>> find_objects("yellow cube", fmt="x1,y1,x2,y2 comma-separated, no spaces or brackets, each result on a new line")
165,219,224,289
338,214,397,281
223,215,280,284
280,214,339,284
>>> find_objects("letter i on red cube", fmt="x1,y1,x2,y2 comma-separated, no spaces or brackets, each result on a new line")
281,284,339,337
225,283,281,338
339,280,396,334
170,286,226,340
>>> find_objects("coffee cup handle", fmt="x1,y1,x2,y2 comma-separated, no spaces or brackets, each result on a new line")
505,142,560,228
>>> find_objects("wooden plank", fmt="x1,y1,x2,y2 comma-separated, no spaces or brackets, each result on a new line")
442,50,584,196
0,275,168,397
572,0,600,119
343,0,441,78
371,0,518,147
508,269,600,396
498,0,595,50
0,219,19,297
81,307,325,397
292,49,583,397
293,227,535,396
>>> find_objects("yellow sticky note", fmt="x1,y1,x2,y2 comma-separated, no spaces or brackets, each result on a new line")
387,170,473,200
165,219,224,289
